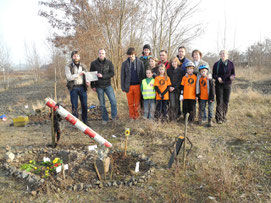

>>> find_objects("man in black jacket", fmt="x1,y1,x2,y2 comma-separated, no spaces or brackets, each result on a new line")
90,49,117,125
121,47,145,119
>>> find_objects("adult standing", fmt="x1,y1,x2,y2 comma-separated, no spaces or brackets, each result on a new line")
140,44,152,68
158,50,171,70
177,46,191,72
65,50,89,125
121,47,145,119
192,49,211,75
90,49,117,125
167,57,184,120
212,50,235,124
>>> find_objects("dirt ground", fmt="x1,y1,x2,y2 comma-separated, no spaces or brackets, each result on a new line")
0,69,271,202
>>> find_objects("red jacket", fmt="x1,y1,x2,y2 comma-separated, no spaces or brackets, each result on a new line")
158,60,171,70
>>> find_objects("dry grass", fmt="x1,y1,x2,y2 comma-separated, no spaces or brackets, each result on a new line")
0,66,270,202
236,66,270,82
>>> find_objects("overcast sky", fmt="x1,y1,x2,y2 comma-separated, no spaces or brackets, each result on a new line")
0,0,270,65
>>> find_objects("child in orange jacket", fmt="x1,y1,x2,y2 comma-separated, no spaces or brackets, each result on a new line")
154,64,172,120
180,62,197,122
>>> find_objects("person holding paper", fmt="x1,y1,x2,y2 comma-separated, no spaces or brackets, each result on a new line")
90,49,118,125
65,50,90,125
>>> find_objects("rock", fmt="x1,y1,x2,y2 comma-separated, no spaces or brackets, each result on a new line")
5,145,11,152
106,182,112,187
133,181,137,185
39,179,45,184
128,182,133,187
138,178,145,183
5,152,15,162
150,167,156,173
78,183,84,191
98,183,103,188
113,181,118,186
30,190,37,197
73,185,77,191
27,176,35,184
85,184,92,189
21,171,29,179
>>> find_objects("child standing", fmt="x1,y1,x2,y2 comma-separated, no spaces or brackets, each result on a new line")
141,69,156,119
180,62,197,122
154,64,172,120
196,64,215,126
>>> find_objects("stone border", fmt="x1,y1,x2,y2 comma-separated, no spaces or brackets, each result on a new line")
1,146,157,194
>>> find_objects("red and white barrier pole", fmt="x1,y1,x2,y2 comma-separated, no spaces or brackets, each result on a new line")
45,97,112,148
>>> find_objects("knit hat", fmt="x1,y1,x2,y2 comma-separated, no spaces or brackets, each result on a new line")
185,61,195,68
143,44,151,51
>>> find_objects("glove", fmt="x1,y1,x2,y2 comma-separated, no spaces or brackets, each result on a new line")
179,95,184,101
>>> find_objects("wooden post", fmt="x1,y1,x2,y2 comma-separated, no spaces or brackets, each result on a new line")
124,136,128,157
51,109,55,147
51,67,57,147
62,166,65,180
94,161,102,181
183,113,189,169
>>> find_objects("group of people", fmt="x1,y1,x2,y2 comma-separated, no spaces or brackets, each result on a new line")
65,44,235,127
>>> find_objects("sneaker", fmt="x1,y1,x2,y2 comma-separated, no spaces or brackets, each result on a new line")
217,120,223,124
102,120,108,125
207,120,213,127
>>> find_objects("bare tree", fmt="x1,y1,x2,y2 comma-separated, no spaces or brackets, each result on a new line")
38,0,203,88
0,40,12,89
149,0,203,58
24,41,41,82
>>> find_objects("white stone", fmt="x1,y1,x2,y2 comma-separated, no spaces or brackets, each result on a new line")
5,152,15,162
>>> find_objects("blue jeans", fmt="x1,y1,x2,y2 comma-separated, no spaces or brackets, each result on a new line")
143,99,155,119
70,86,88,123
96,86,117,121
199,100,214,121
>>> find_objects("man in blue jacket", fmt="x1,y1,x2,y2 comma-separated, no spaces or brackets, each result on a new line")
177,46,191,72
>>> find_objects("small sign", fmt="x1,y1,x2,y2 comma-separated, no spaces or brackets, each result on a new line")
125,128,130,136
43,157,51,162
135,161,140,173
64,164,69,170
88,145,98,151
56,166,62,173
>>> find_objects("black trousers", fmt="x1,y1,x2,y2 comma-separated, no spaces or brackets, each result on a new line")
156,100,168,119
169,91,181,120
215,84,231,122
183,99,196,122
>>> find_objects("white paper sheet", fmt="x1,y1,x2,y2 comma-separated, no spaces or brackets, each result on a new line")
85,71,98,82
